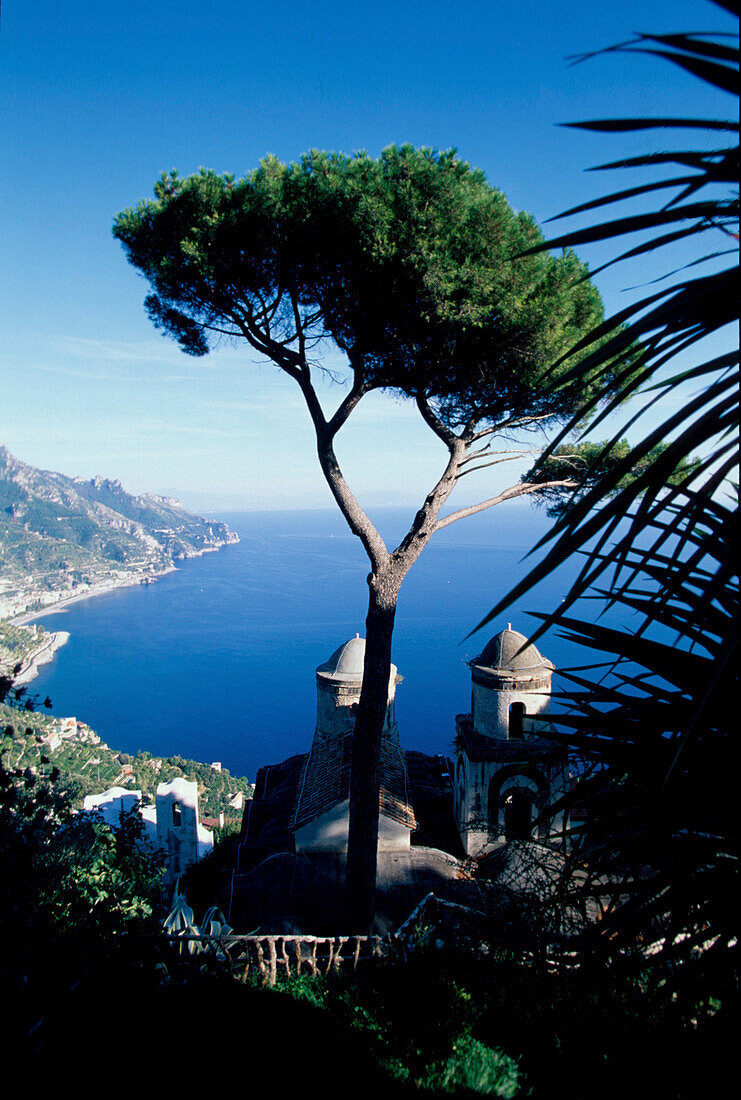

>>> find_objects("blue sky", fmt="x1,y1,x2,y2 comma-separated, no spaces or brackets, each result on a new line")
1,0,735,512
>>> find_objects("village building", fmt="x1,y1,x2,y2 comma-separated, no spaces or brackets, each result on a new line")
82,776,214,885
155,776,215,884
230,625,569,933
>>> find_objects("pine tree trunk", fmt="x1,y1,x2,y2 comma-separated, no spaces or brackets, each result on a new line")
345,569,399,933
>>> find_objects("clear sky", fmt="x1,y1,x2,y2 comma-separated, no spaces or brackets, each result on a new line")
1,1,736,512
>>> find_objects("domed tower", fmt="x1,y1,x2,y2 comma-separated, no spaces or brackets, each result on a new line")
453,625,568,857
291,634,415,853
470,625,555,740
314,634,400,741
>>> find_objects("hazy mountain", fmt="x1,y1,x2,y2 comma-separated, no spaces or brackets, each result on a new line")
0,445,238,617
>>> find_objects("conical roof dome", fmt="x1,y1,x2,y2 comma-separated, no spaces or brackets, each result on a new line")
316,633,400,685
316,634,366,682
474,626,553,675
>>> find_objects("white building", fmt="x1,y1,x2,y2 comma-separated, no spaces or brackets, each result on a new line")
83,778,213,884
83,786,150,830
156,776,214,884
453,625,569,857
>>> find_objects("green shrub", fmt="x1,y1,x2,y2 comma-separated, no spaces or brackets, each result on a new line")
420,1034,521,1097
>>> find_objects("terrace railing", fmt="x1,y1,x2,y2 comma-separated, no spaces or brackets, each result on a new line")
164,932,397,986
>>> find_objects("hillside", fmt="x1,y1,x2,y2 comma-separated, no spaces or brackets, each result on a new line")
0,445,238,618
0,699,252,828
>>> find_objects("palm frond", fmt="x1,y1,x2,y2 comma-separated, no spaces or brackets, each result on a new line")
477,14,739,987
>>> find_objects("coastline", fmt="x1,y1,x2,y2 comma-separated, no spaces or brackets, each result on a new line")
11,630,71,685
6,534,239,679
8,533,240,630
9,564,178,628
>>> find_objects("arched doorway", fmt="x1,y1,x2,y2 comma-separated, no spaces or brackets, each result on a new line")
488,766,548,841
503,788,534,840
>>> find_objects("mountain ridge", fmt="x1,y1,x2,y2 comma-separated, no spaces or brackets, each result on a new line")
0,444,238,619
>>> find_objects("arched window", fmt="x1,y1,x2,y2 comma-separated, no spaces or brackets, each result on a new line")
504,789,533,840
509,701,525,738
172,801,182,827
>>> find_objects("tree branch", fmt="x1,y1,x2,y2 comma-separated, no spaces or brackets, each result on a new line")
391,440,467,574
470,413,555,442
459,447,541,468
290,291,309,368
229,305,389,571
231,312,305,384
327,378,372,435
415,391,461,449
314,430,390,572
456,453,541,479
435,478,579,531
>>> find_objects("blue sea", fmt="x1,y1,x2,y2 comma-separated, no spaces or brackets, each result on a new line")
30,504,602,782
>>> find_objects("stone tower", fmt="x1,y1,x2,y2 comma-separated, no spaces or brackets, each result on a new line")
314,634,400,741
453,625,568,856
291,634,415,852
156,776,214,885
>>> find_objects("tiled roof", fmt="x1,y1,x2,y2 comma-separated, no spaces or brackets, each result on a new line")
291,730,416,832
241,753,308,858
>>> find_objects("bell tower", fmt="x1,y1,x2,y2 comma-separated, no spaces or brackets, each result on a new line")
453,625,568,856
291,633,415,852
314,633,400,741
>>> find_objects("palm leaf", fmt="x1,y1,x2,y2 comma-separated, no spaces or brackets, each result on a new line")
563,118,738,132
476,14,739,986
